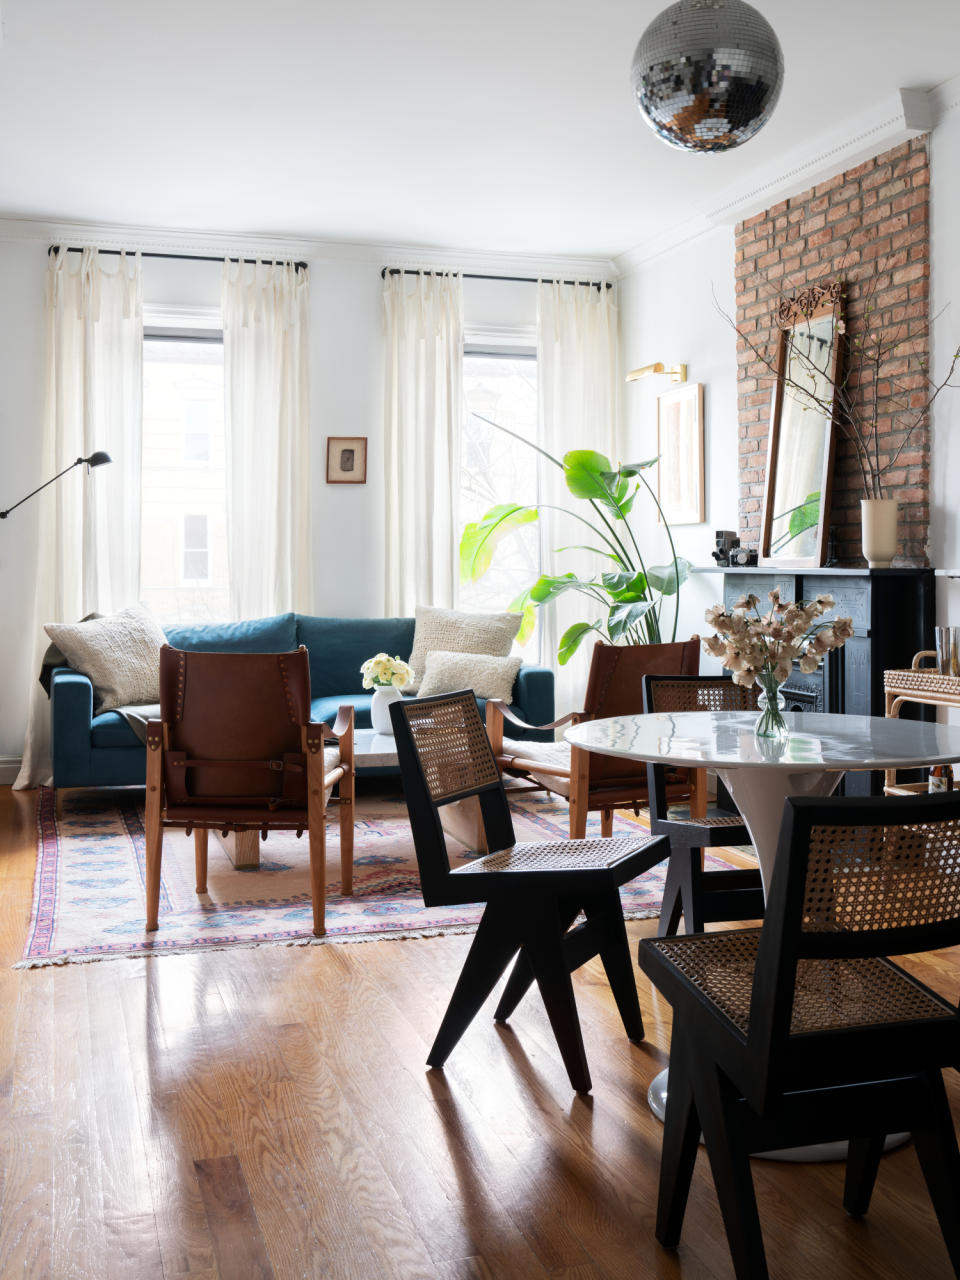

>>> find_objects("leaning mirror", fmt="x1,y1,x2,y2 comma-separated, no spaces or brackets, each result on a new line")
759,281,842,567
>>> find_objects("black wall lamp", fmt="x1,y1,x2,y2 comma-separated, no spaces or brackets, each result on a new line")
0,451,112,520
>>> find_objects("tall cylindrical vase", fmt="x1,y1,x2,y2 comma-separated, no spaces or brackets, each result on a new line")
861,498,899,568
370,685,403,735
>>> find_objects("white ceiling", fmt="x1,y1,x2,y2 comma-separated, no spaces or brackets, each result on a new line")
0,0,958,262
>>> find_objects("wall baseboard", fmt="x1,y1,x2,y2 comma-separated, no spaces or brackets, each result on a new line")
0,758,22,786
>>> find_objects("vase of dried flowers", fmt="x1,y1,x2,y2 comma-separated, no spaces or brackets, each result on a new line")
703,590,854,741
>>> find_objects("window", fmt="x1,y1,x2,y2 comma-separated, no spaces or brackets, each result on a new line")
182,399,211,463
458,349,540,651
141,334,229,624
182,514,209,582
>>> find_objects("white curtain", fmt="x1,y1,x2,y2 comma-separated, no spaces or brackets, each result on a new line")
537,280,620,716
382,271,463,616
15,248,143,788
222,260,311,619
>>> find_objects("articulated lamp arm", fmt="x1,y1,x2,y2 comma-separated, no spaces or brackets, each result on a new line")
0,451,112,519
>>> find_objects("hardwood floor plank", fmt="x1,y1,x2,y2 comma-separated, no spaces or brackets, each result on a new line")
194,1154,274,1280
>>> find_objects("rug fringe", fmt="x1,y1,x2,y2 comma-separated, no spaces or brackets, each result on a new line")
14,908,660,969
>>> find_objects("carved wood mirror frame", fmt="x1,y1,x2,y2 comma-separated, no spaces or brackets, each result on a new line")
759,281,843,568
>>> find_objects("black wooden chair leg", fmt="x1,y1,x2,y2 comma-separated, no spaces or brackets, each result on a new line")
495,901,581,1022
656,1032,701,1250
428,906,522,1068
844,1134,886,1217
523,902,592,1093
913,1072,960,1272
583,890,645,1043
679,848,705,935
657,856,684,937
696,1062,769,1280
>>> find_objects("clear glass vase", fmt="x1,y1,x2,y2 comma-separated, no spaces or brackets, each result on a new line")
755,669,788,741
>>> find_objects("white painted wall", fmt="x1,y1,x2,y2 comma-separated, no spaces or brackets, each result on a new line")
617,225,739,666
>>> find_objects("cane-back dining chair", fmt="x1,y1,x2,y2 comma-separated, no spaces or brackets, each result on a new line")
638,791,960,1280
487,637,700,839
642,674,764,936
390,690,670,1093
144,645,355,937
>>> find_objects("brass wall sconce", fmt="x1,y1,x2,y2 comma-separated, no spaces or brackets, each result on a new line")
625,362,687,384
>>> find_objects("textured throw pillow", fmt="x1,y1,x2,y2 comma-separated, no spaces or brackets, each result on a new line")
44,604,168,712
418,650,523,702
407,606,521,693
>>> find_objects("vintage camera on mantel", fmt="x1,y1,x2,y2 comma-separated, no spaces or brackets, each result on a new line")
712,530,739,566
712,531,758,568
706,532,757,568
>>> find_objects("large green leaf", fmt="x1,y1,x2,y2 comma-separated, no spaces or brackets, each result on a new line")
459,504,537,582
601,570,649,602
507,587,537,646
563,450,629,513
616,458,659,476
607,599,656,642
529,572,585,604
558,621,602,665
788,491,821,540
646,558,692,596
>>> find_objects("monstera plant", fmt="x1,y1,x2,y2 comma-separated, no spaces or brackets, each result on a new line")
459,418,691,664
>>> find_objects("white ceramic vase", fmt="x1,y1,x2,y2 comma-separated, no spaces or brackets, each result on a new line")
370,684,403,735
861,497,899,568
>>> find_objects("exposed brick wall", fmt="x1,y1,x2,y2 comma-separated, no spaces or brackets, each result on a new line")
735,137,930,565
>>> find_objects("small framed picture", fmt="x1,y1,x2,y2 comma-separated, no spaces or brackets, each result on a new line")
657,383,705,524
326,436,367,484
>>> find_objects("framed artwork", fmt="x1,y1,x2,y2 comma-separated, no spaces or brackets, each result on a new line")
326,436,367,484
656,383,704,524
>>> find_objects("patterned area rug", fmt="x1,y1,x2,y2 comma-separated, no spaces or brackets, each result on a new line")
19,786,731,967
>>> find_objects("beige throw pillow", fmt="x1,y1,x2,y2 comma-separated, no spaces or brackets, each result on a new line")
407,606,521,693
418,650,523,702
44,604,168,712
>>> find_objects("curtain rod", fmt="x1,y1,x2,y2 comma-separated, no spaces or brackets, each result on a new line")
380,267,612,291
48,245,308,271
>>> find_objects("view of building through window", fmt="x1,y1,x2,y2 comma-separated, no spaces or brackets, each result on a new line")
140,336,229,624
459,351,539,656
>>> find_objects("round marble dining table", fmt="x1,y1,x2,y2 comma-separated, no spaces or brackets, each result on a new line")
565,709,960,1156
566,710,960,898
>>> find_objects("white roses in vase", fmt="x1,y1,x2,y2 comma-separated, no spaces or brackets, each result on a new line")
360,653,415,690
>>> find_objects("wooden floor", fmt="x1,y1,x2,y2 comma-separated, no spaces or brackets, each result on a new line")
1,785,958,1279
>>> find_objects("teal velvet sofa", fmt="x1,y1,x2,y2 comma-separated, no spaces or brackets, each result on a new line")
49,612,555,795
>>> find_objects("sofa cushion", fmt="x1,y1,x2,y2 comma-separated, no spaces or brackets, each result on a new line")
299,617,415,697
418,650,522,701
312,693,375,730
44,604,168,712
90,710,144,749
164,613,297,654
406,606,521,693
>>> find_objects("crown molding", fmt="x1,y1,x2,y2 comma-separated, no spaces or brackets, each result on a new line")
0,215,616,282
614,86,943,278
930,72,960,121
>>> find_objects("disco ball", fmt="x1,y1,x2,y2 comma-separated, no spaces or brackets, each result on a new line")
631,0,784,153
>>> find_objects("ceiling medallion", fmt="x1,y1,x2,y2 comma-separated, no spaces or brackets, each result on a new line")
631,0,784,153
